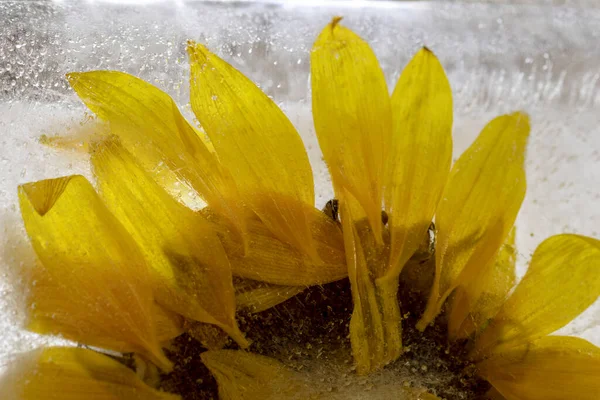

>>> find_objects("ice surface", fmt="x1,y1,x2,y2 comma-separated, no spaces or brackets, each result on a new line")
1,0,599,376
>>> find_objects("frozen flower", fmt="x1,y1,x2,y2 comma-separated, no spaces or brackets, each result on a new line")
2,17,599,400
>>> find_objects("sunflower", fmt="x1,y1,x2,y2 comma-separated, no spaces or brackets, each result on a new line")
2,17,599,400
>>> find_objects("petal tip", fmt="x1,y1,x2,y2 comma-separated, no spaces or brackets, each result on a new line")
185,39,196,53
199,349,221,368
187,41,209,60
511,110,530,123
18,176,79,217
415,319,428,332
416,46,441,63
330,16,343,29
65,72,82,90
508,111,531,138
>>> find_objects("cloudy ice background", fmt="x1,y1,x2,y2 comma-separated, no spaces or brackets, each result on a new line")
1,0,599,375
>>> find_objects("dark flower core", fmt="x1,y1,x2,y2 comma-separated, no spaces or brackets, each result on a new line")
157,270,490,400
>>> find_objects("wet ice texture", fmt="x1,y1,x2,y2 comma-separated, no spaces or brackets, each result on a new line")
1,0,599,373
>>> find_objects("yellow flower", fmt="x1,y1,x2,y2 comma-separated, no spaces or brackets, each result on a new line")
3,16,599,400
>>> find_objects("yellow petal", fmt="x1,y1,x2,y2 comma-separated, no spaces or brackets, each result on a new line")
203,208,347,286
310,21,401,373
153,303,184,343
311,18,391,243
66,71,245,238
187,42,317,260
0,347,179,400
19,176,171,370
448,229,516,340
417,112,529,331
91,140,247,348
477,336,600,400
383,47,452,279
201,350,306,400
234,278,306,313
340,190,402,375
471,234,600,357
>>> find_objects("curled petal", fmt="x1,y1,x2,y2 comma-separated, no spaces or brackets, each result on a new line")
477,336,600,400
19,176,171,370
91,140,247,347
187,42,317,260
0,347,179,400
418,112,529,331
471,234,600,358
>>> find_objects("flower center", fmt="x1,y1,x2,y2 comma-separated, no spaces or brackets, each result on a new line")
158,276,490,399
